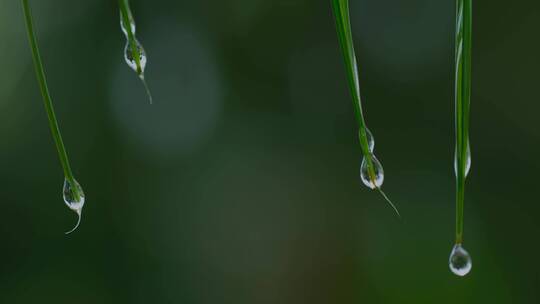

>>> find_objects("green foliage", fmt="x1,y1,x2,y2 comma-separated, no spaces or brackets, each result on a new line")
454,0,472,245
21,0,79,192
331,0,399,216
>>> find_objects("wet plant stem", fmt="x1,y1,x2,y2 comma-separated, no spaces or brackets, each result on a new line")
21,0,79,195
454,0,472,244
331,0,399,217
331,0,372,164
119,0,142,75
118,0,152,103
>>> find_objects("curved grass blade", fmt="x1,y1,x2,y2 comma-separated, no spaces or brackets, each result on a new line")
331,0,399,216
118,0,153,104
21,0,85,233
377,188,401,218
449,0,473,277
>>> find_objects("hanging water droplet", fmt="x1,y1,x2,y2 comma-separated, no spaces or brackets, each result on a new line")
124,40,147,75
359,128,375,153
360,155,384,189
449,244,472,276
63,179,85,210
454,143,471,177
63,179,85,234
118,5,153,104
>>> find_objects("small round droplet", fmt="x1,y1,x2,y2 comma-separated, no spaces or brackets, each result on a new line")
124,41,147,75
454,142,471,177
360,155,384,189
120,10,136,36
359,128,375,153
449,244,472,276
63,179,85,234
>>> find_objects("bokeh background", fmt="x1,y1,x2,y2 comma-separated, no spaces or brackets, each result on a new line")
1,0,539,303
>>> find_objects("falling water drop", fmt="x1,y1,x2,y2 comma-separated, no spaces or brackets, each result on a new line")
454,142,471,177
360,155,384,189
449,244,472,276
359,128,375,153
120,10,136,36
124,40,147,75
62,179,85,234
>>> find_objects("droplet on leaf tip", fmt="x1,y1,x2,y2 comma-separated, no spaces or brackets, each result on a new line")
449,244,472,276
62,179,85,234
360,155,384,189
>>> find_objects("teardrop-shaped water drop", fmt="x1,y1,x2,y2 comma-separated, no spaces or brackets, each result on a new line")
63,179,85,234
454,143,471,177
359,128,375,153
63,179,85,211
120,10,136,37
124,40,147,75
360,155,384,189
449,244,472,276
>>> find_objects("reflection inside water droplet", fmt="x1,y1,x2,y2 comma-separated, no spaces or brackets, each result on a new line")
449,244,472,276
360,155,384,189
63,179,85,234
124,40,147,75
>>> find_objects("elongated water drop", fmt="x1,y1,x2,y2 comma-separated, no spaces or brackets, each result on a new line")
120,10,136,36
359,128,375,153
360,155,384,189
449,244,472,276
63,179,85,234
454,143,471,177
124,40,147,75
118,1,153,104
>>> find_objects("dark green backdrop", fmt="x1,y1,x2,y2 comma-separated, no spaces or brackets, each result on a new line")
1,0,538,303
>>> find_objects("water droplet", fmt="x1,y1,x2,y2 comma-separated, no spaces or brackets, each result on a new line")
449,244,472,276
63,179,85,234
120,10,136,36
124,41,147,75
360,155,384,189
454,142,471,177
359,128,375,152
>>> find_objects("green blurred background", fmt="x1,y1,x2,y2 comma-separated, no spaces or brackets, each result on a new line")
1,0,539,303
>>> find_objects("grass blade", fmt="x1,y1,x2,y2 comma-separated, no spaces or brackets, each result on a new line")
22,0,85,232
21,0,77,184
331,0,399,215
448,0,473,277
454,0,472,245
331,0,369,154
